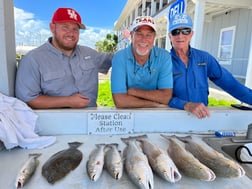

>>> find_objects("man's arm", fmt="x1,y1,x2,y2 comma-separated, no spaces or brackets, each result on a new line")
112,88,171,108
27,94,90,109
128,88,172,105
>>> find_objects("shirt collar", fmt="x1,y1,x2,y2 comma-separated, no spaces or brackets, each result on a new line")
171,46,192,58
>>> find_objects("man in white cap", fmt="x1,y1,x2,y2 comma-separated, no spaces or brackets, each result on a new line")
168,13,252,118
111,16,173,108
15,8,113,109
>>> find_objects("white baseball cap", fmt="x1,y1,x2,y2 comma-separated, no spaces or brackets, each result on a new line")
130,16,156,32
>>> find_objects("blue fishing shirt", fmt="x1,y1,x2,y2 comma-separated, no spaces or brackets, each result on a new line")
169,47,252,109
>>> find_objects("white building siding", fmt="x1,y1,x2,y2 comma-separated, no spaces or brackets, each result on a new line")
202,8,252,78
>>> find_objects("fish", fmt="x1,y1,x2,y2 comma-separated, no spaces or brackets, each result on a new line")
177,135,246,178
161,134,216,181
86,143,106,181
136,135,182,183
15,153,41,188
121,136,154,189
104,143,123,180
42,142,83,184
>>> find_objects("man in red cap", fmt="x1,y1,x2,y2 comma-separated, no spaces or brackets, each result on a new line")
15,8,113,109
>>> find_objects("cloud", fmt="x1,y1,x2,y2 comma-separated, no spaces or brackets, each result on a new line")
14,7,112,49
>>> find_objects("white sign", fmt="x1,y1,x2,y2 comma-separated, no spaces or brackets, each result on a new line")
88,112,134,135
169,0,187,20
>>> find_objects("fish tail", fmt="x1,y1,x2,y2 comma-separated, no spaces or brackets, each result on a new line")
28,153,42,158
95,143,106,148
68,142,83,149
134,135,149,142
160,134,172,140
176,136,192,143
121,137,130,144
121,135,147,144
107,143,119,148
105,143,119,152
160,134,173,140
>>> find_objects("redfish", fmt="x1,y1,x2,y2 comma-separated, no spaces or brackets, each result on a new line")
136,135,181,183
161,134,216,181
121,136,154,189
178,136,246,178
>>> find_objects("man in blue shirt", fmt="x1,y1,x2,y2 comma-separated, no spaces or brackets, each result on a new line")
168,13,252,118
111,16,173,108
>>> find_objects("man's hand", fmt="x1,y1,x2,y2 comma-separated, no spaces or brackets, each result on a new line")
67,94,90,108
184,102,210,119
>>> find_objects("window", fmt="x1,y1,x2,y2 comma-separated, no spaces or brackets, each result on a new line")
218,26,236,65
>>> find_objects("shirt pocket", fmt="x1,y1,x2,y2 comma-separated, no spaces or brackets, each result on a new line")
41,71,67,95
42,71,65,82
79,60,96,79
194,64,208,89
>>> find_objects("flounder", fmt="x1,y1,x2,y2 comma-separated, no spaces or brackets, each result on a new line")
42,142,83,184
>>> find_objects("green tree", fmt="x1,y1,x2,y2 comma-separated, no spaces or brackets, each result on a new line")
95,33,118,53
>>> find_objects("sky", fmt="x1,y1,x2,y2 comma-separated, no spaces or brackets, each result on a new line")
14,0,127,48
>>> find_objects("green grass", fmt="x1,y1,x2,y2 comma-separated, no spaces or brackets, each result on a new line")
97,81,236,107
97,80,114,107
208,97,237,107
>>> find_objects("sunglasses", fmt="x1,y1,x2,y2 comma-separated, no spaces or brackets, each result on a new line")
171,28,191,36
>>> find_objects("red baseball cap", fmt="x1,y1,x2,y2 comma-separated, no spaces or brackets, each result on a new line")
52,8,86,29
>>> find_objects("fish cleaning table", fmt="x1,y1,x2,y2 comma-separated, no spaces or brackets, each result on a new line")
1,134,252,189
1,107,252,188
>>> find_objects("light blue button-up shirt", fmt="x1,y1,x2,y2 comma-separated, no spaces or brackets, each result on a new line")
111,45,173,95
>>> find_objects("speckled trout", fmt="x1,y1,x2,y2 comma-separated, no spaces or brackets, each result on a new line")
121,136,154,189
178,136,246,178
15,153,41,188
104,143,123,180
161,134,216,181
86,143,106,181
136,135,182,183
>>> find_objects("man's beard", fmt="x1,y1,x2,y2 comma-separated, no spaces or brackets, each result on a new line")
54,35,77,51
135,46,151,56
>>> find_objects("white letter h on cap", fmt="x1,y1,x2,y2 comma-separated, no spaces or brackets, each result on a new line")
67,9,77,20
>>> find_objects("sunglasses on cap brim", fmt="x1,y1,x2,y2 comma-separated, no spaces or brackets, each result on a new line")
171,28,192,36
